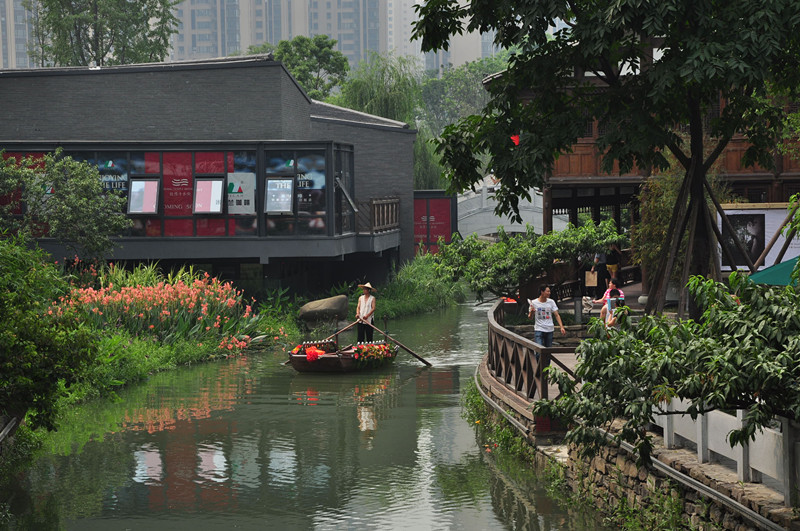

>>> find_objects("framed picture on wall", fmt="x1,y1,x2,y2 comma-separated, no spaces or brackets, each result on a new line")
265,177,294,214
128,179,160,214
194,178,225,214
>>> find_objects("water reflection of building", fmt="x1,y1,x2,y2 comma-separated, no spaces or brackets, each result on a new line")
101,368,424,516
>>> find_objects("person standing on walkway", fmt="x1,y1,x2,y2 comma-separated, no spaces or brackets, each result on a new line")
528,284,566,347
606,243,622,279
356,282,377,343
591,250,608,298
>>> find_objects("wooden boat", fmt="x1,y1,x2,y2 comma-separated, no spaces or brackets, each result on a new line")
288,340,398,373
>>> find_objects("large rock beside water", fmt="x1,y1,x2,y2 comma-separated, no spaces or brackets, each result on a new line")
298,294,349,321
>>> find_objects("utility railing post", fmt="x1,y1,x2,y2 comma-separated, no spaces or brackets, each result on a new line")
539,347,549,400
697,409,709,463
782,417,800,507
736,410,754,482
663,399,675,448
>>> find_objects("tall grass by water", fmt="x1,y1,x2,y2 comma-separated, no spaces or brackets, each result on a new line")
376,253,469,319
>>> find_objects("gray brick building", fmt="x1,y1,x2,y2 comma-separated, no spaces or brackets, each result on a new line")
0,55,415,293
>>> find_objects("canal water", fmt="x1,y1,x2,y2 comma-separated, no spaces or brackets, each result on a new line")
3,302,609,530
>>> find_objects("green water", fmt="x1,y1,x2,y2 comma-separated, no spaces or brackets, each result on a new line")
2,303,609,530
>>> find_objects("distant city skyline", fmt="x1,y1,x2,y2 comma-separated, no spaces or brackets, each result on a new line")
0,0,501,71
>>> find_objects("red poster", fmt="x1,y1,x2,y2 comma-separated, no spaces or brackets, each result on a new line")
428,198,452,242
145,219,162,237
145,152,161,174
164,219,193,236
195,152,224,174
163,152,193,217
413,198,428,242
197,218,226,236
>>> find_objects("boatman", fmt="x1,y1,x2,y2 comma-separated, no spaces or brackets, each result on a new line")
356,282,377,343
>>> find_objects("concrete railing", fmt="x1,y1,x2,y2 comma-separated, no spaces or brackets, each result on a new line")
653,399,800,506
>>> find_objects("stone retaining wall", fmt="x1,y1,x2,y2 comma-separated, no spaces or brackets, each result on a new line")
478,357,800,530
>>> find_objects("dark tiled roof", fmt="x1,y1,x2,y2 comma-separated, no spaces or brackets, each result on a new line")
310,100,411,130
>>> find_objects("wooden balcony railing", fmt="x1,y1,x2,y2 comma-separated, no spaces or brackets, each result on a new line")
356,197,400,234
487,300,578,401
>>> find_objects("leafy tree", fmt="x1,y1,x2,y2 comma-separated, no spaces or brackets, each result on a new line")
631,158,737,291
0,234,98,433
435,220,621,300
413,0,800,317
26,0,178,66
269,35,349,100
420,51,513,136
0,150,131,258
244,42,276,56
534,271,800,467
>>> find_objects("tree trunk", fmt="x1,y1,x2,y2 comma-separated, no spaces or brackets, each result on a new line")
687,162,710,320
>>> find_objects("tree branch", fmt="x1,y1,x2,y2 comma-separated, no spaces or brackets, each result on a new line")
702,134,732,174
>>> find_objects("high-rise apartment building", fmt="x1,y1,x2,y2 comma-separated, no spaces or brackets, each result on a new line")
0,0,495,72
169,0,387,68
0,0,35,69
387,0,420,61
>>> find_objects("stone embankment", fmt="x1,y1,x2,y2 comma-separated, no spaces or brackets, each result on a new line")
478,357,800,530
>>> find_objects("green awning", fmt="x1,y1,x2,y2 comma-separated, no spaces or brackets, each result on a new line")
748,257,799,286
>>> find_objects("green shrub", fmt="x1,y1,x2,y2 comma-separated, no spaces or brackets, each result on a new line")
0,234,99,431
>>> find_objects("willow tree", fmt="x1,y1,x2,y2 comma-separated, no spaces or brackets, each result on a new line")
337,52,421,123
335,52,444,189
413,0,800,317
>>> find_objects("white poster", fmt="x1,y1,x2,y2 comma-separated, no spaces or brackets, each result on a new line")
718,203,800,271
226,172,256,215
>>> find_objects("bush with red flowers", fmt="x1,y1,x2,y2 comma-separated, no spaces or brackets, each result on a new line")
353,342,397,368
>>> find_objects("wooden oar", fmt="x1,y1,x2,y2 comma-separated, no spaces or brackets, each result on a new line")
283,321,358,366
322,320,359,342
364,320,432,367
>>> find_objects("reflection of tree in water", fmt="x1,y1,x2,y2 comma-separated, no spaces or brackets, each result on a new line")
460,437,609,530
434,454,490,506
